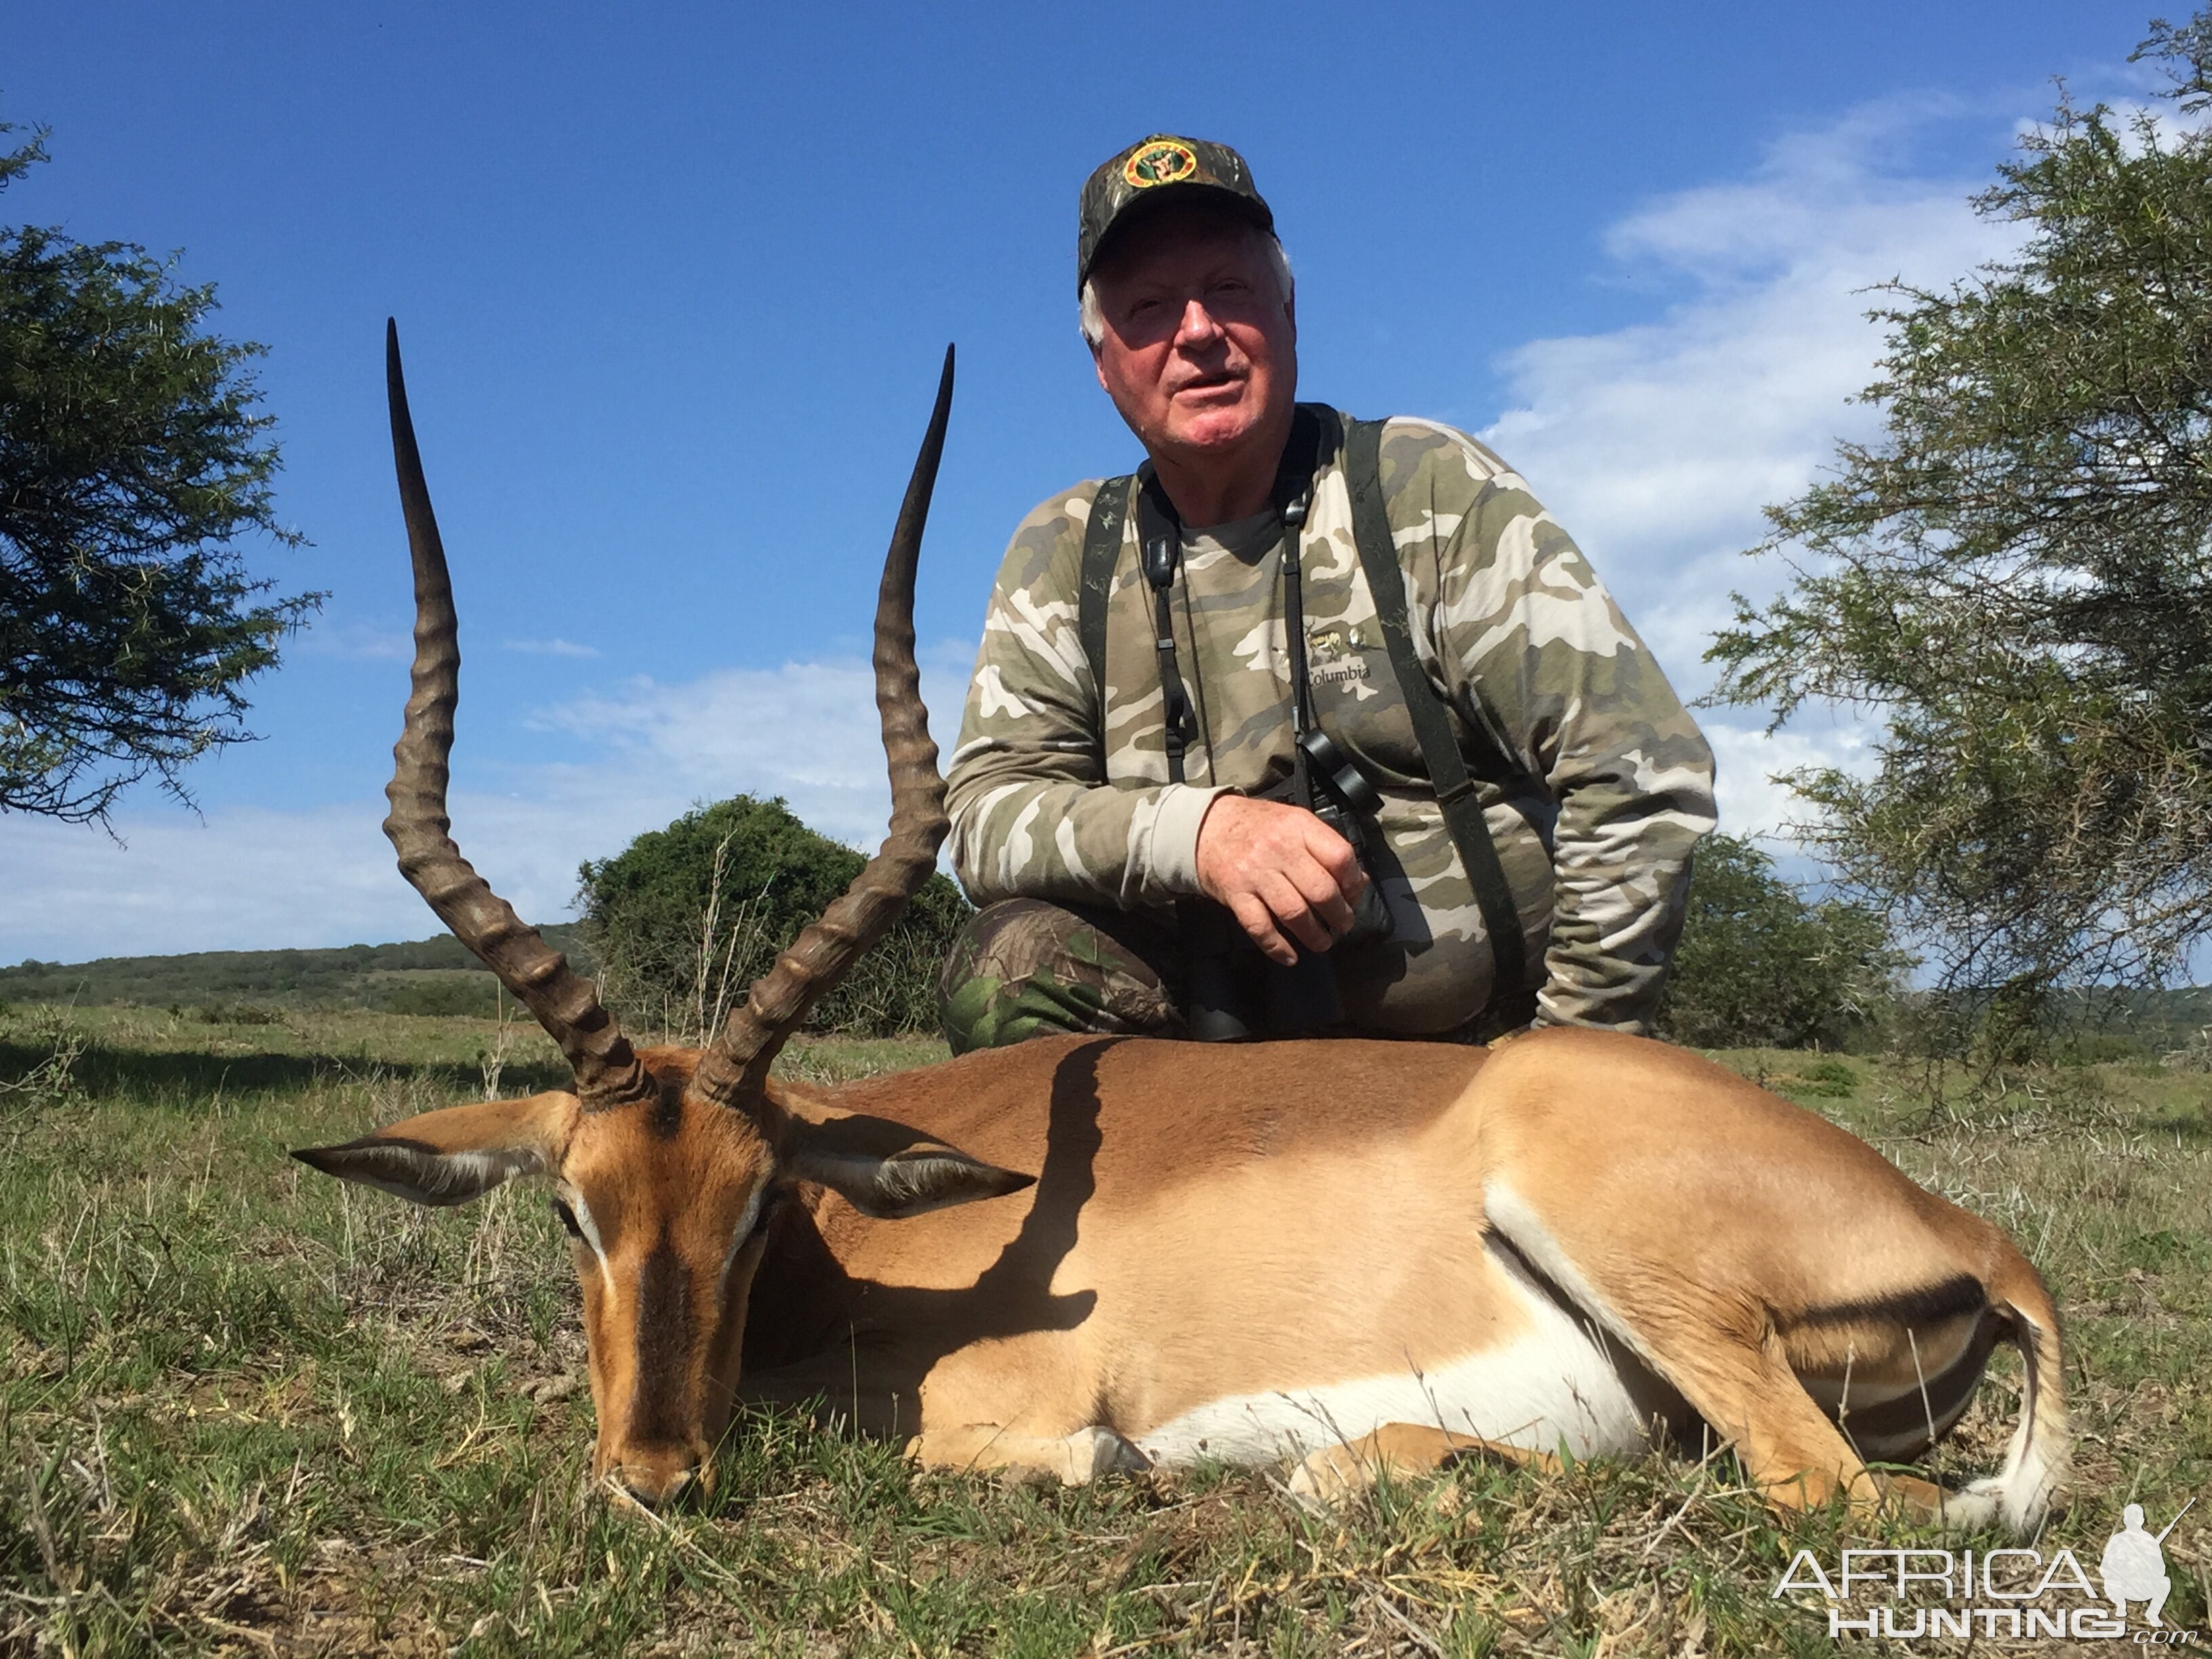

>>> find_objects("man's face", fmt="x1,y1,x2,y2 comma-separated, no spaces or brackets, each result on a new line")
1088,203,1296,477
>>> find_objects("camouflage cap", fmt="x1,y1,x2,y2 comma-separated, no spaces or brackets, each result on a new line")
1077,135,1274,293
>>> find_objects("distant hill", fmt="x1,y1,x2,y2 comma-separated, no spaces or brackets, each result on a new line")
11,931,2212,1050
0,928,596,1019
2055,984,2212,1051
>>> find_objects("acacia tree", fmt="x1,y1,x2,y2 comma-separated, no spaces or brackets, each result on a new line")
1,119,319,823
1708,15,2212,1036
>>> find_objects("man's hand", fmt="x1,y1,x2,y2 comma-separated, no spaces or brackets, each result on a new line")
1194,794,1369,966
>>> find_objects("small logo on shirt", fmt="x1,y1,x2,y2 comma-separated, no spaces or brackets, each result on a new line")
1307,623,1378,671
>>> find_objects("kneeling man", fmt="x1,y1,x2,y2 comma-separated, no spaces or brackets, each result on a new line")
941,135,1715,1050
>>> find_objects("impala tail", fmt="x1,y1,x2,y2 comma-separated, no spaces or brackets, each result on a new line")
1966,1265,2070,1534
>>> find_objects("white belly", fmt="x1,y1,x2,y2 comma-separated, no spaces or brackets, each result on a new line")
1131,1246,1653,1468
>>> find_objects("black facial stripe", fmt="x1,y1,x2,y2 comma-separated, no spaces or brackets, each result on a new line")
627,1235,695,1447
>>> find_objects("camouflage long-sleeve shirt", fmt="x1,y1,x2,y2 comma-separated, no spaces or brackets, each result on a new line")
946,412,1717,1036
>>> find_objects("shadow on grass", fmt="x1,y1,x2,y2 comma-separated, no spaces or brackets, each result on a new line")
0,1038,573,1103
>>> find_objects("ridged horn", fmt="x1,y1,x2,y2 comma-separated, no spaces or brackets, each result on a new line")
690,346,955,1105
381,319,655,1112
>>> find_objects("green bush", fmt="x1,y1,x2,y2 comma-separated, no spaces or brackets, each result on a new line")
576,794,970,1041
1654,834,1906,1050
1787,1057,1858,1097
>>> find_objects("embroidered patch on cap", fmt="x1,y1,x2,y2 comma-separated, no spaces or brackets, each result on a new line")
1123,140,1198,188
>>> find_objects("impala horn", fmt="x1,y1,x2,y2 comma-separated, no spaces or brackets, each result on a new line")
382,320,657,1112
689,346,956,1106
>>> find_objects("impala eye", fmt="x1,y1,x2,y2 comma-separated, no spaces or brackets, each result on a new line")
730,1194,775,1256
551,1197,584,1240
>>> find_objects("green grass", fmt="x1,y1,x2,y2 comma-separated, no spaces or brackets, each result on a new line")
1,1008,2205,1655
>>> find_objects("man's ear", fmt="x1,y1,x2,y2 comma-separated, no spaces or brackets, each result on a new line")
292,1092,578,1208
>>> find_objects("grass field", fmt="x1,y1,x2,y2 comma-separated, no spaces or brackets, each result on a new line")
1,1004,2205,1656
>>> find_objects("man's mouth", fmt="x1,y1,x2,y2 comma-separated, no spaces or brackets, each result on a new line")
1172,371,1243,398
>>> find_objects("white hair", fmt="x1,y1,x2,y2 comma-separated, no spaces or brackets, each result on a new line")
1079,230,1294,350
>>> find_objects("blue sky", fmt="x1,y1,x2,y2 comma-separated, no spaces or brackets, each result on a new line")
1,1,2169,960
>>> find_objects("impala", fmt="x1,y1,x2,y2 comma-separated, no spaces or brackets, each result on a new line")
297,325,2069,1533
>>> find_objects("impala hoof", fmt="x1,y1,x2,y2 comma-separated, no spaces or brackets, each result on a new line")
1057,1427,1149,1485
1288,1443,1372,1512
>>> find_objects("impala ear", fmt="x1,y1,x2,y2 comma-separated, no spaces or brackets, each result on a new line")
292,1092,578,1208
787,1141,1036,1220
775,1105,1033,1220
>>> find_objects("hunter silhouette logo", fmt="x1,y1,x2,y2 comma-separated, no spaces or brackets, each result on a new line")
2103,1499,2192,1627
1124,141,1197,188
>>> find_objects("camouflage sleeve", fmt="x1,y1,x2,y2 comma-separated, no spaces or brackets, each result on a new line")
1395,422,1717,1033
944,486,1229,909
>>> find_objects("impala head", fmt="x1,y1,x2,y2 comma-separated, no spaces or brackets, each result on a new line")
294,327,1025,1508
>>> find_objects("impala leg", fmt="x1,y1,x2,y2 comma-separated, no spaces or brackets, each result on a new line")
1478,1192,1884,1518
1662,1329,1904,1523
1870,1471,1952,1523
906,1423,1149,1485
1289,1425,1563,1510
737,1364,1148,1485
1522,1282,1960,1525
1738,1402,1947,1523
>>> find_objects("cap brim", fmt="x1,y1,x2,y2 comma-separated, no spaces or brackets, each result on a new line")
1080,184,1275,289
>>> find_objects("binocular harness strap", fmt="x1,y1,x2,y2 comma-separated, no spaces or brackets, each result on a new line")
1077,472,1133,771
1343,418,1531,1008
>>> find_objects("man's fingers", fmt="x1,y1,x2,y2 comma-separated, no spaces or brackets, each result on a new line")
1292,863,1355,939
1303,819,1368,901
1256,870,1336,956
1227,892,1297,966
1193,794,1377,960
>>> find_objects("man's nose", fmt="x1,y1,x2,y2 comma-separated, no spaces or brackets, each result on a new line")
1174,298,1225,348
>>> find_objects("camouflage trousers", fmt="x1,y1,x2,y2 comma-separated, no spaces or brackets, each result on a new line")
937,899,1187,1055
937,897,1530,1054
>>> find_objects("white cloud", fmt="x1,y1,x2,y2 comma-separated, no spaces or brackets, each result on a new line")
1478,104,2022,835
503,637,602,658
2,804,422,963
294,619,411,661
0,644,979,963
531,642,978,845
1702,716,1877,846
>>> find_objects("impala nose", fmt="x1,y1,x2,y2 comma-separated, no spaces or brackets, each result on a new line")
607,1454,703,1511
